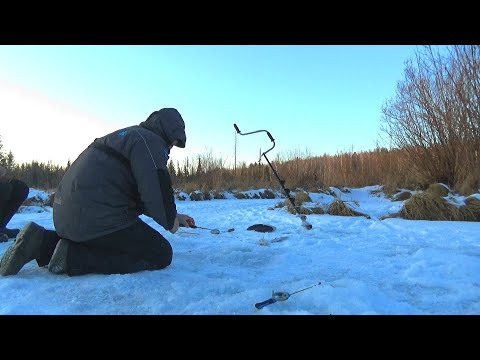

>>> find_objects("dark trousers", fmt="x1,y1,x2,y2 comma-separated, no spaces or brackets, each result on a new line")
0,179,29,229
36,219,173,276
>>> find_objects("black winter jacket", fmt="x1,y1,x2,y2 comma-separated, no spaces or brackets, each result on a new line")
53,108,186,242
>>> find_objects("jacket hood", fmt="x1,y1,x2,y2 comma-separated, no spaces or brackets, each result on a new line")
139,108,186,148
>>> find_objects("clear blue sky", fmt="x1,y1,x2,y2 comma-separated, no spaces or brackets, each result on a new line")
0,45,423,166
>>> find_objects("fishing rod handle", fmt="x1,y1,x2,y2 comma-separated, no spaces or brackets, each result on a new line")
179,223,197,228
255,298,276,309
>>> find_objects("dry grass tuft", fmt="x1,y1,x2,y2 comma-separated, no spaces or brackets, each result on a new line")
457,174,478,196
294,190,312,205
327,199,369,218
461,197,480,221
426,183,449,197
310,206,325,214
393,191,412,201
398,192,462,220
285,201,311,215
464,196,480,207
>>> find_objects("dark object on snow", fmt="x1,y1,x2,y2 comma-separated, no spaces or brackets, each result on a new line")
247,224,275,233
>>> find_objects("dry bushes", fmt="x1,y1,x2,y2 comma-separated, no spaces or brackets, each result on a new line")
381,46,480,191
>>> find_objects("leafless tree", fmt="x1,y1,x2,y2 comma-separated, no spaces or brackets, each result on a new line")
381,45,479,191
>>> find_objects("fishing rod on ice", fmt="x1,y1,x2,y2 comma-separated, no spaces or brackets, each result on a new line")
233,123,312,230
188,224,235,235
180,219,234,235
255,281,322,309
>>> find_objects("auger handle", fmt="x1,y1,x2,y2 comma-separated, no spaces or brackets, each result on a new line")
233,123,276,156
234,123,275,143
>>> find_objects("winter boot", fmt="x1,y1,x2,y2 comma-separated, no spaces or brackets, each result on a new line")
48,239,70,275
0,221,44,276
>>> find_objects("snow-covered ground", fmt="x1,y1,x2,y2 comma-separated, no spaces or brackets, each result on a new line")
0,186,479,315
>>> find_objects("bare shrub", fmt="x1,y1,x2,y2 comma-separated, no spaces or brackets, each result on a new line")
381,45,480,191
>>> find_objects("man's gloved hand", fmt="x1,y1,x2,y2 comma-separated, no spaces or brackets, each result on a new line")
177,213,195,228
